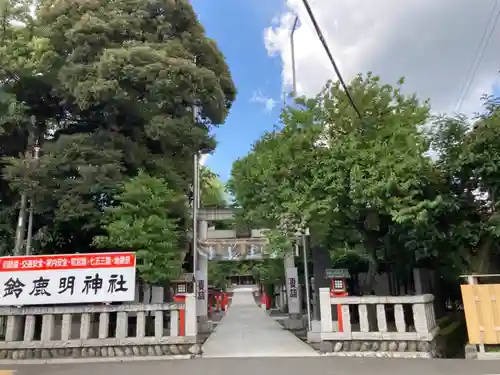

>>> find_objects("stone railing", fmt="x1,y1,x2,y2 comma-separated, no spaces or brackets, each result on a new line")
317,288,439,358
0,294,198,362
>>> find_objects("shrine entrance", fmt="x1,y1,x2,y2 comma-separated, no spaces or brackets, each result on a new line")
195,208,304,332
227,274,255,286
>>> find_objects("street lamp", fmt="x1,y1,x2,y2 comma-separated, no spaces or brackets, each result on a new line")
290,16,299,96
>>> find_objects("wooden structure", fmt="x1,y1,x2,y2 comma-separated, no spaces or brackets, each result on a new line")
461,274,500,359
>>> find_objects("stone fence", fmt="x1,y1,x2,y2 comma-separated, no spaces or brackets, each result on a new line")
315,288,439,358
0,294,198,362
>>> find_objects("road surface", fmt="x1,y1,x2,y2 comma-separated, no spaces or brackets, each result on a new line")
3,357,500,375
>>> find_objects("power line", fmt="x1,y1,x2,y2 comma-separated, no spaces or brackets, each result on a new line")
300,0,362,120
455,0,500,112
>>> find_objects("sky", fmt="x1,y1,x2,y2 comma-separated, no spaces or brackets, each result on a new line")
192,0,500,182
191,0,286,181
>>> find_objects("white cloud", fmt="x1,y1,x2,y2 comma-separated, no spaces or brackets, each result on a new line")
264,0,500,116
250,90,278,113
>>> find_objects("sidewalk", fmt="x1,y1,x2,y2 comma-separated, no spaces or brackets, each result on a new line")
202,287,318,358
9,355,500,375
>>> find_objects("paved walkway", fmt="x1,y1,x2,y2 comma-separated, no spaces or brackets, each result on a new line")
202,287,318,358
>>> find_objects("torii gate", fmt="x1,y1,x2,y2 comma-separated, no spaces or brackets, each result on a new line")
195,208,302,329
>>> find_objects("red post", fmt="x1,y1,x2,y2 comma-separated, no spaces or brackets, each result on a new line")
330,278,349,333
337,304,343,332
173,295,186,336
220,293,225,311
260,291,266,309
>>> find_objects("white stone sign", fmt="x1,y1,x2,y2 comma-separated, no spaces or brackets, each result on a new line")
196,255,208,318
0,252,136,306
285,267,300,314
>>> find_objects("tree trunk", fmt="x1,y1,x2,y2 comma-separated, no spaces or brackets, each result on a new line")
13,193,28,255
472,235,493,274
361,230,378,294
311,245,330,320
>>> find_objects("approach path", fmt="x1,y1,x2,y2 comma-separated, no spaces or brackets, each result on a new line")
202,286,318,358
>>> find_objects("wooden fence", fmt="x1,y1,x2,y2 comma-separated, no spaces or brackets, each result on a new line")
461,283,500,345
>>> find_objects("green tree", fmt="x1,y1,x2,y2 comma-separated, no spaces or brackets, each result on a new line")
229,74,442,292
200,166,226,208
93,171,186,284
429,96,500,275
1,0,236,255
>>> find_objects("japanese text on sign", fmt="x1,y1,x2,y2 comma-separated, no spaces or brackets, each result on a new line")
288,277,297,299
0,253,133,271
197,280,205,300
0,253,136,306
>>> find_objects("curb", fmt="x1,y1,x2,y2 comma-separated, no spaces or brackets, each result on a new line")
0,354,193,365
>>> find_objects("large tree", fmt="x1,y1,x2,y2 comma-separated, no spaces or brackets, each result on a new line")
429,96,500,275
229,74,443,292
1,0,236,255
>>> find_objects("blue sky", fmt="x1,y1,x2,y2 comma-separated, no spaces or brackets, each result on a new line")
191,0,285,182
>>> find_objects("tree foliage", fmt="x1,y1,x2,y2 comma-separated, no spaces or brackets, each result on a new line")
93,171,186,284
0,0,236,257
229,73,500,293
200,166,226,208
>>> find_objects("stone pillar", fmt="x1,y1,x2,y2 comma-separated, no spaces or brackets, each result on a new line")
185,294,197,337
284,251,295,269
196,220,210,332
284,253,303,329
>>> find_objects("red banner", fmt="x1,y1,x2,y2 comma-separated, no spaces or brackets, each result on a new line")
0,253,135,272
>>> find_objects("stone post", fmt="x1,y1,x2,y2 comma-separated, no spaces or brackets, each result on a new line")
319,287,333,333
196,220,210,332
185,293,197,337
284,253,303,329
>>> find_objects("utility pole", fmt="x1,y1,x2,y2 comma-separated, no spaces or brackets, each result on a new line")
193,152,199,280
302,227,312,331
192,54,199,303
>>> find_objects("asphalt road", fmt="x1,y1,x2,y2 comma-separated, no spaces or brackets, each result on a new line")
3,357,500,375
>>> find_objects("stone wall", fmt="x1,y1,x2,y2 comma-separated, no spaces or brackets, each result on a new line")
313,289,439,358
313,340,436,358
0,343,201,361
0,298,198,363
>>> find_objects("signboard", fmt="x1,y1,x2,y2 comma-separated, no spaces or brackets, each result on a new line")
325,268,350,279
285,267,300,314
0,252,136,306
